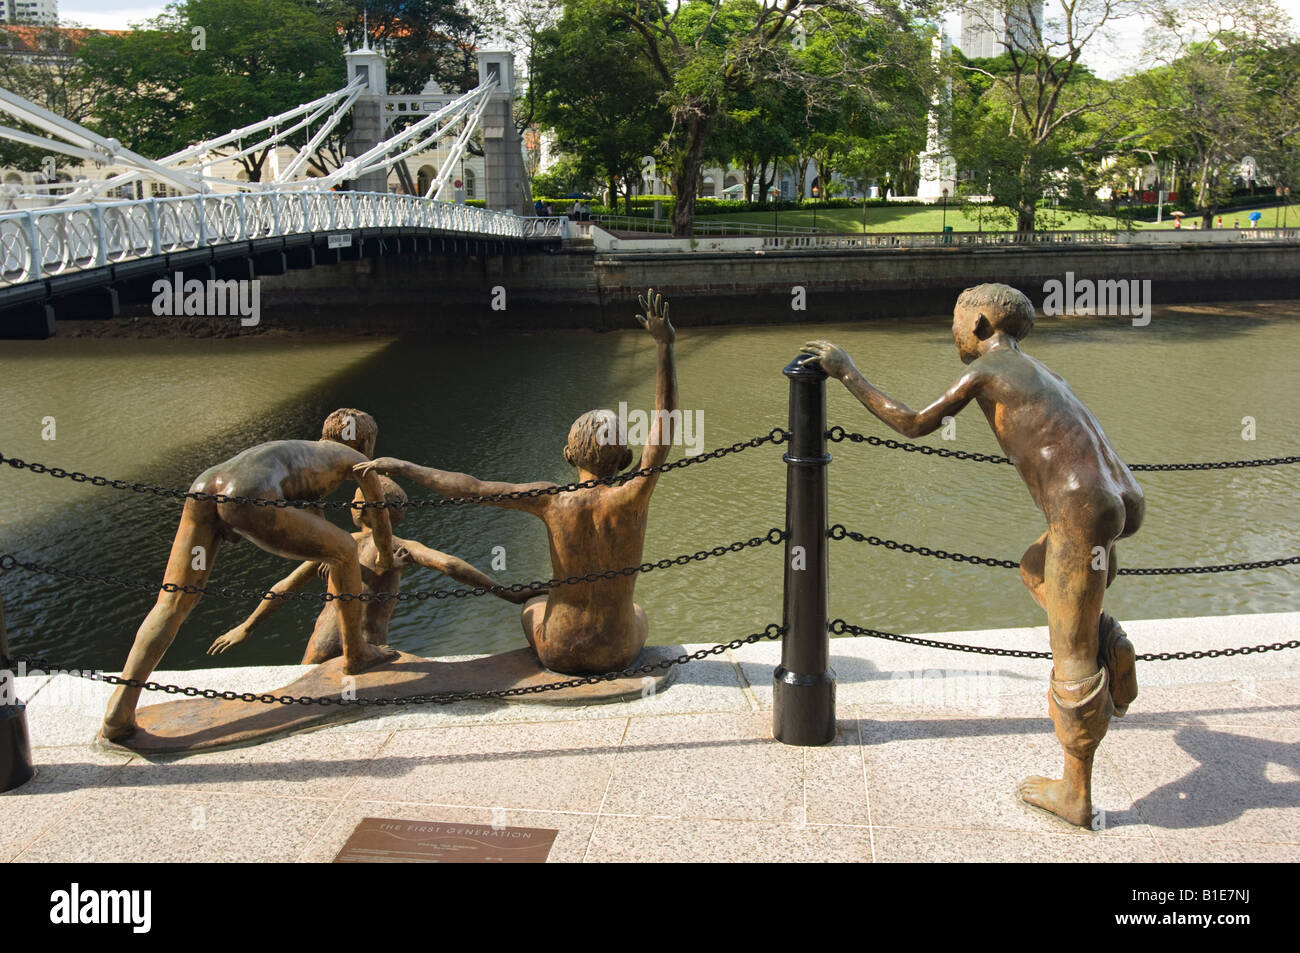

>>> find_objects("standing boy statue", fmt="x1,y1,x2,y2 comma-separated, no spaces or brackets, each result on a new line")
801,283,1144,828
355,290,678,675
101,409,397,743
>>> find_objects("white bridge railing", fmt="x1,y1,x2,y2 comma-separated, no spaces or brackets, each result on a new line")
0,190,569,288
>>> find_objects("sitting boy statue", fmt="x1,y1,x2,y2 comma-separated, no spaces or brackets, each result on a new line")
206,477,537,663
354,289,678,675
801,283,1144,828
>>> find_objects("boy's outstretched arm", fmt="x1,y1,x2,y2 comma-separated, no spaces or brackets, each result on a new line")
394,538,545,605
352,467,394,571
353,460,554,514
207,559,319,655
637,288,678,472
800,340,982,439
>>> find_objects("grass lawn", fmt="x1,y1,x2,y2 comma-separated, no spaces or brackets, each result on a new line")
700,205,1184,233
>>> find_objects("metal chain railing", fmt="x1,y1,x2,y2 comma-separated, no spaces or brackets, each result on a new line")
828,524,1300,575
0,529,785,604
3,623,786,706
830,618,1300,661
0,429,789,511
825,426,1300,470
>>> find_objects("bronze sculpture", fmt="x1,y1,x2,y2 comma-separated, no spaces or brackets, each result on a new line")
355,290,679,675
801,283,1144,828
206,477,535,663
101,409,399,742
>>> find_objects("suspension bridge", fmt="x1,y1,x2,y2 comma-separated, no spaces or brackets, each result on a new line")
0,47,567,338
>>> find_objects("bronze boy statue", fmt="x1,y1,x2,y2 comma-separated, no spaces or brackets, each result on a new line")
206,477,536,663
101,409,398,742
355,290,678,675
801,283,1143,828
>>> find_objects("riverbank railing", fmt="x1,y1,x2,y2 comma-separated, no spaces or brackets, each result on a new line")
2,358,1299,786
595,214,823,237
0,190,569,288
756,227,1300,252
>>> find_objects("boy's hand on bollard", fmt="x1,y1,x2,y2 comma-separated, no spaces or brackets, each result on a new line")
800,340,857,380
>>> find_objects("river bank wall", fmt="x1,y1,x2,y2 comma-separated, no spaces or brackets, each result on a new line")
109,239,1300,333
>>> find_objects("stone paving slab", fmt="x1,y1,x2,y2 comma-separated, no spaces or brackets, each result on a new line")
4,612,1297,862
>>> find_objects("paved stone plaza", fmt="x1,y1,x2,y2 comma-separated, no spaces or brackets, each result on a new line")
4,611,1297,863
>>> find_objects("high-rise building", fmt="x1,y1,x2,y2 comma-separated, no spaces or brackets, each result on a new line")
1,0,58,27
959,2,1043,59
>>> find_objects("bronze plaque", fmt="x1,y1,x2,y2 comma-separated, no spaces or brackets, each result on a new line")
333,818,558,863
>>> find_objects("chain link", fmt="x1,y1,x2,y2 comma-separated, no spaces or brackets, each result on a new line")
0,529,786,604
5,624,786,706
830,618,1300,661
828,524,1300,575
828,524,1020,568
0,430,789,511
825,427,1300,470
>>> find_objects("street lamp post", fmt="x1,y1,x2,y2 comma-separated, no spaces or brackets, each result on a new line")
1285,186,1292,229
1277,186,1283,227
811,184,819,232
941,187,948,233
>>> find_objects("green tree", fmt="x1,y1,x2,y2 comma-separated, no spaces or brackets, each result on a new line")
0,26,116,175
614,0,927,236
81,0,345,181
322,0,482,94
951,0,1140,232
532,0,671,212
1134,0,1299,226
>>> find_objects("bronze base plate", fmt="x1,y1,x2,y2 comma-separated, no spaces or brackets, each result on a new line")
100,645,682,756
333,818,559,863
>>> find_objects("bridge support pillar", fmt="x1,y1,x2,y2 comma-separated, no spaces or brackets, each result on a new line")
477,51,531,216
773,354,836,746
344,45,390,195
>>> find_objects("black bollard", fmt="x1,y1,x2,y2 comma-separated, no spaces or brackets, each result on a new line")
773,354,836,746
0,594,35,793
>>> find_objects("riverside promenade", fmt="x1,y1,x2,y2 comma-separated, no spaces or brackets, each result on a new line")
4,610,1297,863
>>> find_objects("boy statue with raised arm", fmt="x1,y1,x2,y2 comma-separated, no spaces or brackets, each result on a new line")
801,283,1144,828
355,290,678,675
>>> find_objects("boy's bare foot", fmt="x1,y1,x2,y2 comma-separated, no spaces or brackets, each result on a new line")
1018,774,1095,827
341,642,399,675
1098,613,1137,716
99,715,137,743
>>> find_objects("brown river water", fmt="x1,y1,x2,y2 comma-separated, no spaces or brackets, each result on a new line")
0,300,1297,671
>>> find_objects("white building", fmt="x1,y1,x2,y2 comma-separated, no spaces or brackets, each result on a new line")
1,0,58,27
959,1,1043,58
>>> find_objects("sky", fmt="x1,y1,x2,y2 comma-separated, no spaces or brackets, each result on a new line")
58,0,1300,81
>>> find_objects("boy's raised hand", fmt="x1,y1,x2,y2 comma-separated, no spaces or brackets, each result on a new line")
800,339,857,380
636,288,675,344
